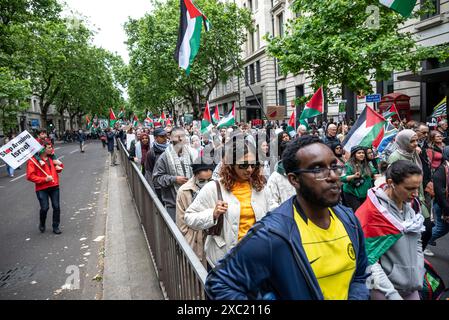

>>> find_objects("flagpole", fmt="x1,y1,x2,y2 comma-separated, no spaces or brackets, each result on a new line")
29,156,51,177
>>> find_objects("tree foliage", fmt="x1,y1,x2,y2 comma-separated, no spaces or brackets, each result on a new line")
0,0,125,134
267,0,449,98
126,0,252,118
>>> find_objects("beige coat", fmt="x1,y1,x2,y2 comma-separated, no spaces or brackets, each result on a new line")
176,177,206,267
184,179,269,268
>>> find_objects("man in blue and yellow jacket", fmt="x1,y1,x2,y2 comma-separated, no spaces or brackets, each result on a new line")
206,136,369,300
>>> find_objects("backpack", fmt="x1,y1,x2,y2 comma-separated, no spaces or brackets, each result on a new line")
420,259,446,300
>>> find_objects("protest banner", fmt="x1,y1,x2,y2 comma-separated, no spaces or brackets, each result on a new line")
0,131,43,169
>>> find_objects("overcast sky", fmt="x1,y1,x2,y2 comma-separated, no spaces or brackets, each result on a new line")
61,0,153,63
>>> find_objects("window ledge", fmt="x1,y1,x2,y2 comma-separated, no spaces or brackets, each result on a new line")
415,13,446,31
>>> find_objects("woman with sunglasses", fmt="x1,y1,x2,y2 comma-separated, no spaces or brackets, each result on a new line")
330,141,345,166
184,135,269,268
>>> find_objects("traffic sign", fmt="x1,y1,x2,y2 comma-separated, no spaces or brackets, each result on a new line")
366,94,381,103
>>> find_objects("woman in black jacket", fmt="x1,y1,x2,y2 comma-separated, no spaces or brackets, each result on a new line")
429,146,449,245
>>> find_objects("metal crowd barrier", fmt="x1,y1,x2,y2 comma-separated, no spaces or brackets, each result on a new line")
117,141,208,300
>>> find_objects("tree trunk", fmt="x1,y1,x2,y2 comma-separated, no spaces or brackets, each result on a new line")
39,97,48,129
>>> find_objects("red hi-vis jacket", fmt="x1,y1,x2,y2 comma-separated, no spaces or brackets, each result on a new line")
26,157,63,191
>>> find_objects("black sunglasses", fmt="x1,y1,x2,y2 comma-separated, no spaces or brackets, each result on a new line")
237,163,260,170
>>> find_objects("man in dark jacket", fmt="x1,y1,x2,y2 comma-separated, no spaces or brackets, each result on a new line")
145,127,169,201
322,123,338,146
205,135,369,300
106,128,118,166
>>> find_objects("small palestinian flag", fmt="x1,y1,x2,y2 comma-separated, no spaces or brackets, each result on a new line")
355,188,404,264
379,0,417,18
133,115,139,127
342,106,386,153
109,108,117,127
382,104,399,119
212,105,220,124
117,107,125,119
300,87,323,121
86,115,91,129
217,102,235,129
288,110,296,128
174,0,210,75
201,102,213,133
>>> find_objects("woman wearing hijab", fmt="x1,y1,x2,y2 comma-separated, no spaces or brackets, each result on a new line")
129,133,150,175
387,129,432,254
428,146,449,246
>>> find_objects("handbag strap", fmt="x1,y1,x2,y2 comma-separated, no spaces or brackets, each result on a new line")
215,180,223,202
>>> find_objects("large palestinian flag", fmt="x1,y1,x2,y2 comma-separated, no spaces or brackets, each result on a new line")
174,0,210,74
355,188,404,264
342,106,386,153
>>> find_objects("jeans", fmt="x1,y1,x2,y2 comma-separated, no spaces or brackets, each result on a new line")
429,202,449,244
110,150,117,165
6,165,14,177
36,187,61,228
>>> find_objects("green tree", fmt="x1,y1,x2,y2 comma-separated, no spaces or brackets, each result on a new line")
125,0,252,118
267,0,449,117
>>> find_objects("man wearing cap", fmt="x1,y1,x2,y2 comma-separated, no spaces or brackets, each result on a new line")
176,161,214,266
153,127,195,220
145,127,169,201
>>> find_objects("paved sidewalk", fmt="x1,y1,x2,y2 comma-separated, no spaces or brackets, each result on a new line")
103,159,163,300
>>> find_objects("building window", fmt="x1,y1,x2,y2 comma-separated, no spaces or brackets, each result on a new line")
254,0,258,11
248,0,253,12
256,61,261,82
245,66,249,86
421,0,439,20
277,12,284,36
279,89,286,106
295,85,304,99
250,63,255,85
277,59,282,77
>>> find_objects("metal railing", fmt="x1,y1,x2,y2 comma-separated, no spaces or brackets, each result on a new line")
117,141,208,300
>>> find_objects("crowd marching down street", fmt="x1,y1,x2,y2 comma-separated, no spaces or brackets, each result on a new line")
25,95,444,300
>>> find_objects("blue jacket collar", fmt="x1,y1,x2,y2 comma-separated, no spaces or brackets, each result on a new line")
266,196,361,300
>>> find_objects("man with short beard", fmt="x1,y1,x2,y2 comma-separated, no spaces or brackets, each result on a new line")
205,136,369,300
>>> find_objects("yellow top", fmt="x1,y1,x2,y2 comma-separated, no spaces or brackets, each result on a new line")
294,206,356,300
232,181,256,241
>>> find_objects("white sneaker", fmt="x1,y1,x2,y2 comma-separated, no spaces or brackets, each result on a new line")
423,248,435,256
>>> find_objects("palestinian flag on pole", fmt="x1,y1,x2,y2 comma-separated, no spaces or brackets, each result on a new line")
300,87,324,121
109,108,117,127
217,102,235,129
431,97,447,118
201,102,213,133
342,105,386,153
86,115,91,129
379,0,417,18
117,107,125,119
288,110,296,128
382,104,399,120
158,111,166,125
355,188,404,264
133,115,139,127
212,105,220,124
174,0,210,75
